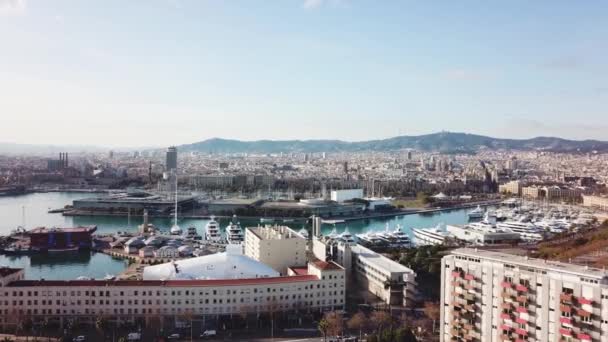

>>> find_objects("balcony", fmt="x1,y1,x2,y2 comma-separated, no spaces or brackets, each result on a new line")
464,304,475,312
501,281,512,289
500,313,512,320
559,328,572,336
452,271,462,278
578,297,593,305
577,333,591,341
560,305,572,313
464,273,475,281
501,303,512,310
576,309,591,318
516,295,528,303
560,293,574,303
559,316,572,325
516,317,527,325
499,334,512,342
515,284,529,293
464,283,476,290
516,306,528,314
515,328,528,336
500,324,512,331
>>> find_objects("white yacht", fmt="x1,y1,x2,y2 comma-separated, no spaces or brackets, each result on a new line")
183,226,202,240
338,227,356,245
496,220,545,241
388,225,411,248
226,221,244,244
468,205,484,219
377,223,411,248
355,231,385,246
297,228,309,239
205,216,221,242
412,225,449,246
327,227,339,239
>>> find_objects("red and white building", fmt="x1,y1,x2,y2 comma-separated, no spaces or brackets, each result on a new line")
0,260,344,329
441,248,608,342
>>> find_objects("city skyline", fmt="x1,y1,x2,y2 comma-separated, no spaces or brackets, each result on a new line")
2,0,608,147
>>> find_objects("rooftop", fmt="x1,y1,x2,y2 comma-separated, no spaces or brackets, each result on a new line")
351,244,415,275
452,248,608,281
8,275,319,288
0,268,22,277
247,225,306,241
28,226,97,234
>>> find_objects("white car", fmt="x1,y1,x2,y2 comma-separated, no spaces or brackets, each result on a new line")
72,337,86,342
200,330,217,337
127,332,141,341
167,333,181,340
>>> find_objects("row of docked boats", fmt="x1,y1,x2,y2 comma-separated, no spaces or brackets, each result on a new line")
169,215,244,245
325,224,412,248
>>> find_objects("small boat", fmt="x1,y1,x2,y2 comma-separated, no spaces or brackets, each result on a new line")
260,218,275,224
170,224,183,235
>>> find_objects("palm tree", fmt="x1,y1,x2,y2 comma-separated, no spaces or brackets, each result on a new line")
318,318,329,342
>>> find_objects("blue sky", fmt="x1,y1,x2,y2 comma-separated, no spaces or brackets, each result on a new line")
1,0,607,147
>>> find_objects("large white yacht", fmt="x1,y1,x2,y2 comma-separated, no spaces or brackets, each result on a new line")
205,216,222,242
467,205,484,219
355,231,385,246
338,227,356,245
183,226,202,240
496,220,545,241
226,219,244,244
412,225,449,246
377,223,411,248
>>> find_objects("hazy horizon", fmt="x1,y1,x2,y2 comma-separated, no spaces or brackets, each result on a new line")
2,0,607,147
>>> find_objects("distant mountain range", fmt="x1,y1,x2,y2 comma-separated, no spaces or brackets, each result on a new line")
180,132,608,154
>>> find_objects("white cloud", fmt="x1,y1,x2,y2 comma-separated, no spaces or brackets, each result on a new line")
302,0,348,10
303,0,323,9
0,0,26,15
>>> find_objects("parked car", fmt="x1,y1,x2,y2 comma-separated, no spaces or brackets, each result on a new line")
200,329,217,337
167,333,181,340
72,336,86,342
127,332,141,341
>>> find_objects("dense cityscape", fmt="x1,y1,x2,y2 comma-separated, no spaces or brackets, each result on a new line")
3,1,608,341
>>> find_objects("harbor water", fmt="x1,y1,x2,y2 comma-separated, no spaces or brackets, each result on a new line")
0,192,476,280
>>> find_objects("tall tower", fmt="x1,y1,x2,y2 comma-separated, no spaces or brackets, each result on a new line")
166,146,177,171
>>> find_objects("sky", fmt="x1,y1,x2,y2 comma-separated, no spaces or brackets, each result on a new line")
1,0,607,148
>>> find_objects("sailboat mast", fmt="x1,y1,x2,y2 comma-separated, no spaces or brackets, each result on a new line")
174,172,178,227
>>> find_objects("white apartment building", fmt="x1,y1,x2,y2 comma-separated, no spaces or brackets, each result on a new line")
312,237,417,307
245,225,307,275
441,248,608,342
0,260,345,330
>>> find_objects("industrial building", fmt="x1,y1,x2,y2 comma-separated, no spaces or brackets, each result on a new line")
28,226,97,251
330,189,364,202
72,192,197,215
441,248,608,342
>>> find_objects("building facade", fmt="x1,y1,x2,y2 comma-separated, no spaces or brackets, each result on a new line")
0,261,344,330
441,248,608,342
244,226,307,275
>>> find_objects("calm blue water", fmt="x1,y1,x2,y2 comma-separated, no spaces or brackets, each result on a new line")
0,192,479,279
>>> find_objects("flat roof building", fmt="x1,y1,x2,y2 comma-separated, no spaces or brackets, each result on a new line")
441,248,608,342
244,225,307,275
